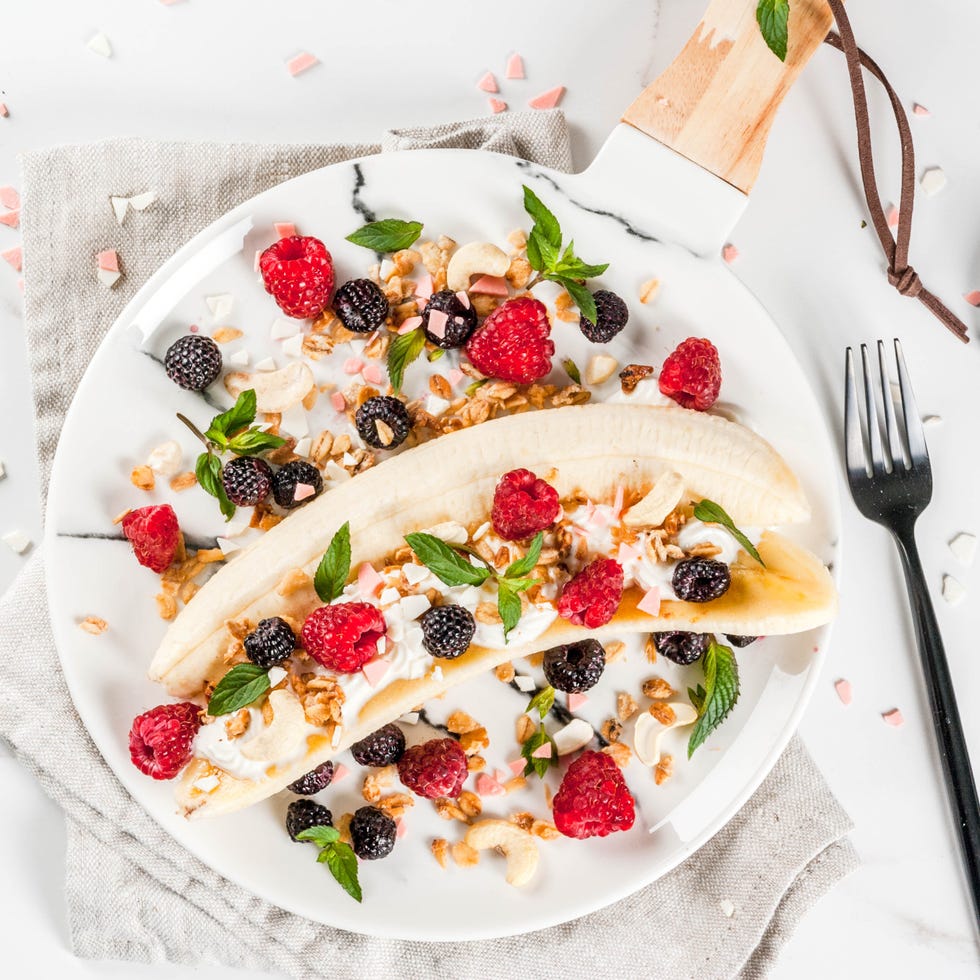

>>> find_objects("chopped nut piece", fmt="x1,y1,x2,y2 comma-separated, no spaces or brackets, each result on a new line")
642,677,676,700
604,640,626,664
644,635,659,663
506,255,532,290
619,363,655,394
362,765,397,803
467,755,486,772
516,714,535,744
494,662,516,684
155,593,177,620
685,541,723,558
509,811,535,832
429,374,452,400
226,709,250,738
507,228,528,251
260,697,274,726
336,812,353,846
458,727,489,755
554,290,577,322
374,419,395,447
78,615,108,635
434,798,470,823
503,776,527,794
617,692,639,722
654,753,674,785
431,837,450,868
585,353,619,385
212,327,243,343
603,741,632,769
196,548,225,564
446,710,480,734
169,471,197,492
457,791,483,819
130,465,155,491
639,278,661,304
650,702,677,726
531,819,561,840
475,602,502,624
451,841,480,867
276,568,312,597
600,718,623,743
375,793,414,820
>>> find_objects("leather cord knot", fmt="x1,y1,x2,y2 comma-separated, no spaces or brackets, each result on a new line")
888,266,922,298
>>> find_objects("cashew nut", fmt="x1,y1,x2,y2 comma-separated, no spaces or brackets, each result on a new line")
623,471,686,529
464,819,540,887
239,690,308,761
633,701,699,767
585,354,619,385
224,361,314,414
446,241,511,292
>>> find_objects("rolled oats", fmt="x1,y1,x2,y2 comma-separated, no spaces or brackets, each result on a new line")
642,676,675,700
617,692,639,722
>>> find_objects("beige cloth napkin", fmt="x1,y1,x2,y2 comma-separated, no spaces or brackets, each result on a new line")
0,110,858,979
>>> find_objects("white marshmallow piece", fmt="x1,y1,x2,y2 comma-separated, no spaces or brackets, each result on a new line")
920,167,947,197
254,357,276,372
216,537,241,557
110,196,129,224
281,333,304,359
206,293,234,320
949,532,977,566
280,402,309,439
146,439,182,477
513,674,536,693
942,574,965,605
97,268,121,289
270,317,299,340
294,437,311,458
2,529,32,554
87,32,112,58
128,191,157,211
229,349,250,368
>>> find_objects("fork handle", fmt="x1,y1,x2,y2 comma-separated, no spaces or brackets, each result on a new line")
894,527,980,924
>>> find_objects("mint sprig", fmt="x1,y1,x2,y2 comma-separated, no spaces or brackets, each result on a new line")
295,825,363,902
756,0,790,62
692,499,765,567
387,327,426,394
521,685,558,778
687,642,740,757
526,684,555,719
207,662,271,716
314,522,352,602
346,219,423,253
404,533,492,587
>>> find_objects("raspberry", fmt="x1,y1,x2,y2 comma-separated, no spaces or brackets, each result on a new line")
121,504,181,573
244,616,296,668
653,631,710,665
287,761,335,795
355,396,411,450
397,737,468,799
557,558,624,628
658,337,722,411
421,290,478,349
259,235,334,319
286,799,333,841
419,605,476,659
578,290,629,344
672,557,731,602
221,456,273,507
301,603,387,673
164,335,223,391
543,638,606,693
552,750,636,839
465,297,554,384
129,702,201,780
726,634,758,648
272,460,324,509
351,723,406,767
490,468,560,541
349,805,397,860
333,278,390,333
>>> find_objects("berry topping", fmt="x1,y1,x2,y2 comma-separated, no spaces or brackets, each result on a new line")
658,337,722,411
286,798,333,841
464,296,554,384
419,604,476,659
287,761,335,795
653,630,710,665
557,558,624,628
243,616,296,669
542,638,606,693
578,289,629,344
164,335,223,391
355,395,411,450
349,805,397,860
672,557,731,602
332,278,390,333
726,634,758,648
301,602,387,673
490,467,560,541
121,504,180,573
421,290,478,348
128,702,201,780
351,723,407,767
552,750,636,839
272,459,324,509
221,456,273,507
397,737,468,799
259,235,335,319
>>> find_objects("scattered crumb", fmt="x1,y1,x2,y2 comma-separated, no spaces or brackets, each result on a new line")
942,574,965,605
450,840,480,867
949,532,977,566
639,278,661,304
431,838,449,868
0,187,19,210
2,529,32,555
0,210,20,229
78,616,108,635
881,708,904,727
834,678,853,706
922,414,943,426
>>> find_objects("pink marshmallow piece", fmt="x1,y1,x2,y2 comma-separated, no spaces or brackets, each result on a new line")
963,290,980,307
357,561,384,597
912,103,930,117
882,708,904,727
0,186,20,210
477,71,498,94
530,742,553,759
475,772,507,797
722,243,739,263
274,222,296,239
361,658,390,688
395,817,408,839
0,210,20,229
506,53,525,79
396,315,423,334
488,98,508,115
455,289,471,309
253,249,263,273
567,692,589,712
293,482,316,502
886,205,899,229
96,249,119,272
330,391,347,412
1,246,22,272
447,368,464,386
332,763,350,784
470,274,509,296
361,362,384,385
414,273,433,301
834,678,853,706
617,542,642,564
343,357,365,375
638,586,662,617
0,104,8,118
528,86,565,110
507,758,525,776
286,52,318,77
427,308,449,340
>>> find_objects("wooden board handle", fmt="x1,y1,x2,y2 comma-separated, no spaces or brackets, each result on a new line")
622,0,834,193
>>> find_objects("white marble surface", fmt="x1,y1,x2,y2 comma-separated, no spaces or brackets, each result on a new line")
0,0,977,976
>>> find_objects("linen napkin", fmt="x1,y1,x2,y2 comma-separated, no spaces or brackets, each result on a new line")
0,110,858,979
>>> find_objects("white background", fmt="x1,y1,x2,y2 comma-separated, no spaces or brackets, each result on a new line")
1,0,978,976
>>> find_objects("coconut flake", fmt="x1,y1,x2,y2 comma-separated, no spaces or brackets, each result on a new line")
280,334,303,359
720,899,736,918
514,674,536,693
294,436,311,457
949,532,977,565
216,537,241,557
229,349,250,368
270,317,299,340
552,718,594,755
97,268,121,289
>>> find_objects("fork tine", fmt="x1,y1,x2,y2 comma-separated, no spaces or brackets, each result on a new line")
844,347,869,477
878,340,907,471
860,343,887,473
894,339,930,466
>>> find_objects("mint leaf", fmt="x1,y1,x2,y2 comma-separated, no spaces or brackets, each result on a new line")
556,277,597,325
532,230,560,271
526,685,555,720
693,499,765,567
465,378,488,397
207,663,270,716
296,825,340,848
195,451,235,521
405,532,492,587
227,429,287,456
322,841,362,902
428,348,446,362
521,723,558,779
346,219,423,253
756,0,789,61
314,522,352,602
504,532,544,579
205,390,256,445
688,683,707,715
522,185,561,249
562,358,581,385
687,643,740,757
387,328,426,393
497,582,523,641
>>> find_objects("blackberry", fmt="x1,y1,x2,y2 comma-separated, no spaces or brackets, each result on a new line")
578,290,629,344
349,805,397,860
272,460,323,509
419,605,476,659
726,634,758,648
351,723,406,767
164,335,222,391
221,456,273,507
542,638,606,693
244,616,296,668
355,396,411,450
672,557,731,602
287,761,335,795
286,799,332,841
653,631,710,666
421,290,478,349
333,278,390,333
